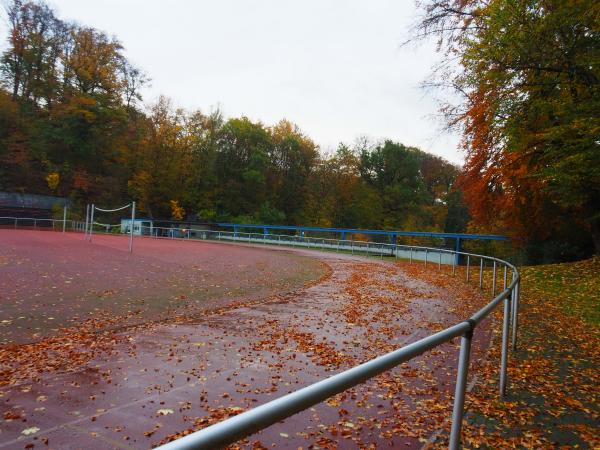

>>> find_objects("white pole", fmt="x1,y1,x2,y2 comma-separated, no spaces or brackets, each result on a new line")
89,204,95,242
84,204,90,239
129,201,135,253
62,205,67,233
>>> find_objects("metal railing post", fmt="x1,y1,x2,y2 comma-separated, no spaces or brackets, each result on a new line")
425,249,428,268
89,205,94,242
33,218,36,229
512,278,519,350
62,206,67,233
466,255,470,282
503,266,507,290
448,324,474,450
499,292,511,397
410,247,413,263
492,261,497,296
129,202,135,253
439,250,442,270
479,259,484,289
452,251,456,276
84,205,88,238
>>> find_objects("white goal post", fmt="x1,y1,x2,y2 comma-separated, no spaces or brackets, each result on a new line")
85,201,136,253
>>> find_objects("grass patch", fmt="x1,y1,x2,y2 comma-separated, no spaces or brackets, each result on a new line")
520,256,600,327
432,256,600,449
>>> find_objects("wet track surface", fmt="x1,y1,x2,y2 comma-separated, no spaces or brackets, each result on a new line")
0,231,492,449
0,231,323,345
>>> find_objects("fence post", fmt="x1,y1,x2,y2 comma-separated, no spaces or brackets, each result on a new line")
512,277,519,350
14,218,17,229
425,249,428,268
62,206,67,233
466,255,470,282
503,266,507,290
479,259,484,289
492,261,497,296
452,251,456,276
84,204,90,239
449,324,474,450
499,292,511,397
410,247,413,263
438,250,442,270
129,202,135,253
33,218,36,229
89,205,94,242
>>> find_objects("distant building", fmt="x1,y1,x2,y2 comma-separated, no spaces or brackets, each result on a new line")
121,218,153,236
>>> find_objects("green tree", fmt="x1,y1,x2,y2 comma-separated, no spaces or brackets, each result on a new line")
268,120,318,224
359,141,431,229
215,117,272,219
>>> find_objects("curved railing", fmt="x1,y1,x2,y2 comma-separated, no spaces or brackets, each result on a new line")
0,217,520,450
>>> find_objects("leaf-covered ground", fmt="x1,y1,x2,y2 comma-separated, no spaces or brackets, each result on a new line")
5,231,596,449
1,238,491,450
431,257,600,449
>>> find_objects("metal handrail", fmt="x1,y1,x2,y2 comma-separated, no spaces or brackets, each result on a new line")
1,217,520,449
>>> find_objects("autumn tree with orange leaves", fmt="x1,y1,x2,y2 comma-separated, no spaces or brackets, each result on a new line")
413,0,600,260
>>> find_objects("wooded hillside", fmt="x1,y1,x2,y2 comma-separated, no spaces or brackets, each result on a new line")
0,0,460,234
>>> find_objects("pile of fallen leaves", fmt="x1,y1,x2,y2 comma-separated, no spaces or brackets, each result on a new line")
431,256,600,449
0,313,127,386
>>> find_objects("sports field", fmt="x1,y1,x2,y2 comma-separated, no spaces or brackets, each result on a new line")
0,230,491,449
0,231,325,346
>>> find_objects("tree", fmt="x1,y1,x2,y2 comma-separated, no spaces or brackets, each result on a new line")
413,0,600,256
215,117,272,220
185,109,223,220
1,0,64,104
128,96,190,217
359,141,431,229
268,120,318,224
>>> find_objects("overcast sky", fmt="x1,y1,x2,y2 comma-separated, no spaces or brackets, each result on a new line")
1,0,463,164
